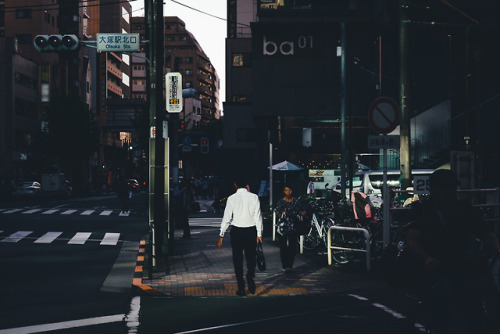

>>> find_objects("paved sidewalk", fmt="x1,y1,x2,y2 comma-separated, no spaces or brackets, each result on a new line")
133,207,392,297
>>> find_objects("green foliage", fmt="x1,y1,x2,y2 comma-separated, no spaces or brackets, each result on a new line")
46,95,98,161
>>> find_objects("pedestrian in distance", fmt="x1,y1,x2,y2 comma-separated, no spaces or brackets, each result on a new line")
118,177,130,213
406,169,500,333
218,175,263,296
275,185,308,273
180,180,194,238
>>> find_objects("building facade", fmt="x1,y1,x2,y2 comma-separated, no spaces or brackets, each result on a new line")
224,0,500,188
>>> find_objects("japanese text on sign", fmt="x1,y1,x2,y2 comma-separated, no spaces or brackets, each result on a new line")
96,33,140,52
368,135,400,149
166,72,183,113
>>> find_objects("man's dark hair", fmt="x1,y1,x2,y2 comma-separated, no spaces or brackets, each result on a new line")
429,169,458,189
234,175,248,188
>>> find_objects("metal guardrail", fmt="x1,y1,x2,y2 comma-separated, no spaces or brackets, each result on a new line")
327,226,371,271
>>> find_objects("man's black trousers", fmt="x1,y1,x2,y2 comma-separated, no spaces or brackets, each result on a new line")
230,226,257,290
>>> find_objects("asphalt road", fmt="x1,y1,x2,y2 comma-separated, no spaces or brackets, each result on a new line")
0,192,148,333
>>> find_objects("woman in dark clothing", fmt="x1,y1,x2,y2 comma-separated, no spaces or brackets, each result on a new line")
275,185,306,273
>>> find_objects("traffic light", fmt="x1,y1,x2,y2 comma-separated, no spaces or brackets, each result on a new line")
33,34,79,52
200,137,209,154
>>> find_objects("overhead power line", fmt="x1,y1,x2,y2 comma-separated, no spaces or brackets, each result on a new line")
170,0,250,27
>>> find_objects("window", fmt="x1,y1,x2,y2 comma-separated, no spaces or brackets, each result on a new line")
185,82,192,88
197,107,201,115
16,9,32,18
232,53,251,67
179,35,187,41
185,57,193,64
135,25,142,30
167,36,175,41
167,48,172,53
232,96,247,103
15,72,36,89
166,24,174,30
174,57,182,65
185,69,193,76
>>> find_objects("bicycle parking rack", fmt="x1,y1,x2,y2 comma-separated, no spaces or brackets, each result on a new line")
327,226,371,271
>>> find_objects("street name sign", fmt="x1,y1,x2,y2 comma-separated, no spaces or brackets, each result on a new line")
166,72,183,113
368,135,400,149
96,33,140,52
368,97,400,134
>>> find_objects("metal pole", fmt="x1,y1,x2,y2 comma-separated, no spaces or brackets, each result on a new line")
383,146,389,248
340,22,347,198
399,0,411,191
145,0,155,276
269,141,273,211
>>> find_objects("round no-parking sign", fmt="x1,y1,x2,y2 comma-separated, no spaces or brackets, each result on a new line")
368,97,400,135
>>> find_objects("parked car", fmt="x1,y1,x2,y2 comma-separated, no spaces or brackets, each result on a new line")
13,181,41,197
127,179,140,192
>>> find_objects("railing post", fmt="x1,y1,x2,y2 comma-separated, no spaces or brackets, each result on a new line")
272,210,276,241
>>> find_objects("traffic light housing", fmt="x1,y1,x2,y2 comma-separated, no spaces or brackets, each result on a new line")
34,34,79,52
200,137,209,154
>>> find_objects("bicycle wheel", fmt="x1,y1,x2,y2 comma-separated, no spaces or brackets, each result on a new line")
302,226,322,250
321,217,335,249
330,224,363,265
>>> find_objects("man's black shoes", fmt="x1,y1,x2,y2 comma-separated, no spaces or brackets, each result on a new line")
247,279,256,294
236,289,246,297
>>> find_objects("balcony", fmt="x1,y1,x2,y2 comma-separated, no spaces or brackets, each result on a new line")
107,80,122,96
107,62,122,80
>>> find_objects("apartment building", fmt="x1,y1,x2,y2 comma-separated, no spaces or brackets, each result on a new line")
131,16,220,128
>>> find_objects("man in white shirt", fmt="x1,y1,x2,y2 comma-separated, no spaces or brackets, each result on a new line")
218,176,263,296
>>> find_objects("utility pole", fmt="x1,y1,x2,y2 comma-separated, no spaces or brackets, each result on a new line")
399,0,411,191
146,0,167,273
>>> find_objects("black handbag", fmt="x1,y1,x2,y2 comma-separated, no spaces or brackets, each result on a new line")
256,242,266,271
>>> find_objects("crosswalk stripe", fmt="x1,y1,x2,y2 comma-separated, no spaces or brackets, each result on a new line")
3,209,23,214
61,209,77,215
81,210,95,216
119,211,130,217
100,210,113,216
22,209,42,214
100,233,120,246
35,232,63,244
1,231,32,242
68,232,91,245
42,209,59,215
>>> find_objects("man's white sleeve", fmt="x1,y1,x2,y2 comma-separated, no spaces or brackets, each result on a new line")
220,197,232,238
254,196,263,237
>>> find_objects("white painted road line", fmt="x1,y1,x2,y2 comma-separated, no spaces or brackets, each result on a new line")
100,233,120,246
35,232,63,244
61,209,77,215
81,210,95,216
22,209,42,214
100,210,113,216
1,231,32,243
68,232,92,245
3,209,23,214
0,314,125,334
42,209,59,215
119,211,130,217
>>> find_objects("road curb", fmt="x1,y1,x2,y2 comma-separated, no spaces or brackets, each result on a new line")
131,240,163,296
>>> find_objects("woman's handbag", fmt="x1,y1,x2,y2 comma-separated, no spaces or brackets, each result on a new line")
277,213,296,236
256,242,266,271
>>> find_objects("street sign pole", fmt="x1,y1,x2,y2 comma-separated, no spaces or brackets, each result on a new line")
368,97,400,249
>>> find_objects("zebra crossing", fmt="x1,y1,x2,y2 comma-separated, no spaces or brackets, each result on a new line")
0,207,130,217
0,230,122,246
